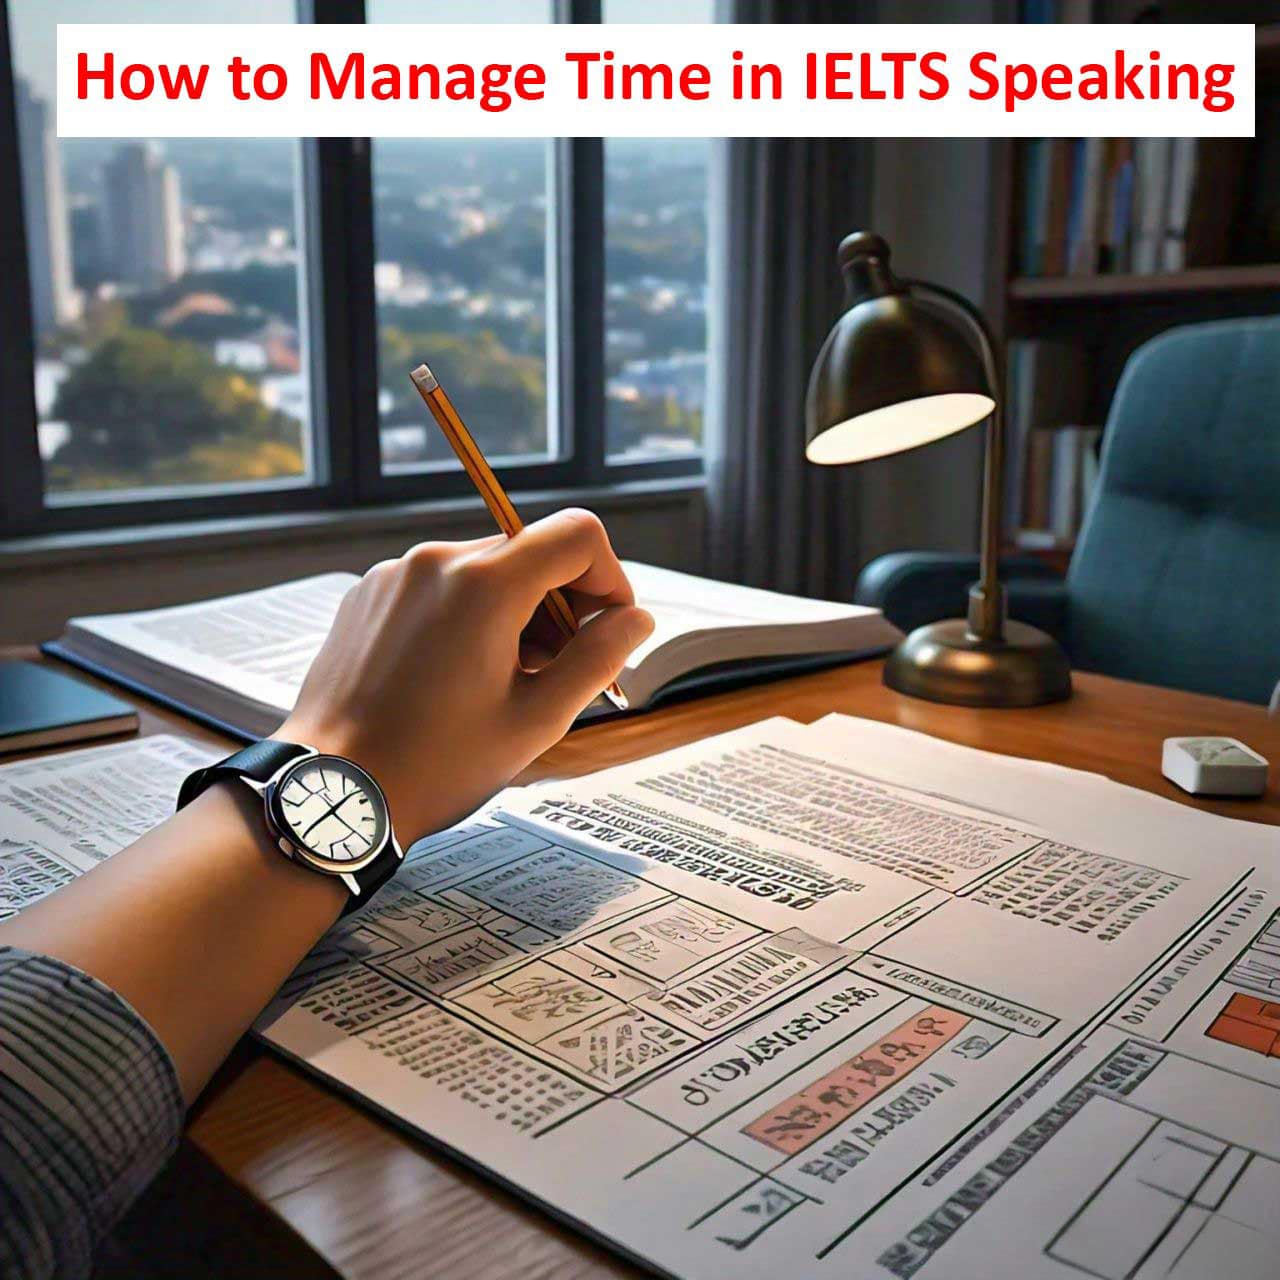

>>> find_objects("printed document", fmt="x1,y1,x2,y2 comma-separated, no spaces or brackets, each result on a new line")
4,723,1279,1278
0,735,218,918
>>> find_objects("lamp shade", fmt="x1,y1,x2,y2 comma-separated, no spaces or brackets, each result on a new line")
805,232,995,466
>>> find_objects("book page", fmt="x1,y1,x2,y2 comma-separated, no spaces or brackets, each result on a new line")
70,573,357,713
6,723,1278,1279
620,561,884,668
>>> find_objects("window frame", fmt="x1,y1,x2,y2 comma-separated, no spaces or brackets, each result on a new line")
0,0,703,540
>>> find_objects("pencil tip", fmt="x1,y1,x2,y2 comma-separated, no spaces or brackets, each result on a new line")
410,363,438,391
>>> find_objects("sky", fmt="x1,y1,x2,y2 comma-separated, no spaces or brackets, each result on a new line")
12,0,716,103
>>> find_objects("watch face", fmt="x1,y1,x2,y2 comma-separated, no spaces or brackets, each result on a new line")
273,755,388,870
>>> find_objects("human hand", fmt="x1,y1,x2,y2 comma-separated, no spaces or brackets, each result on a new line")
279,509,653,842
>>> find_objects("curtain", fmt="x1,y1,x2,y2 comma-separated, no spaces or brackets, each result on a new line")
705,0,878,600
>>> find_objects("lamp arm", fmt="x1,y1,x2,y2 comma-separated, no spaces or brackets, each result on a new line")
901,278,1006,643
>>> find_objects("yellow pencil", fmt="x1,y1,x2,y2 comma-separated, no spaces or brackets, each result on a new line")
410,363,629,712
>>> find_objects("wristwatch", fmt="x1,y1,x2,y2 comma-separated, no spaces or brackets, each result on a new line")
177,739,404,915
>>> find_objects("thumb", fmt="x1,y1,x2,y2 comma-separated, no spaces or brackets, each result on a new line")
518,605,654,730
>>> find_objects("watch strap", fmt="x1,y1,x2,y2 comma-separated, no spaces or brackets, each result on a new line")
340,850,401,917
176,739,311,810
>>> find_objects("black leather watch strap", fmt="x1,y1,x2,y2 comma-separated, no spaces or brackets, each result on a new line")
176,739,310,811
340,849,400,917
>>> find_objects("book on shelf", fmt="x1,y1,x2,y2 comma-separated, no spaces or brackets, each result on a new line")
44,563,902,741
1041,139,1073,276
1162,137,1199,272
1006,340,1100,548
1015,426,1101,549
1067,137,1105,277
1018,136,1252,279
1131,137,1173,275
1100,137,1135,274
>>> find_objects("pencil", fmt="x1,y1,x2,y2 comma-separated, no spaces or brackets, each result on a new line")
410,362,629,712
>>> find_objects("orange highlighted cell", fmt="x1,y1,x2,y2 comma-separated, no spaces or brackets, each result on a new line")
742,1005,969,1156
1206,991,1280,1058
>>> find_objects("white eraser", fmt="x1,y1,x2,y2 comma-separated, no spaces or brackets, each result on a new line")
1162,737,1269,798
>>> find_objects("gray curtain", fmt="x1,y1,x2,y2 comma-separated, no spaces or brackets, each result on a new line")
705,0,877,600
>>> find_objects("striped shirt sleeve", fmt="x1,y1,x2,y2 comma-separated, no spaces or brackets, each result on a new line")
0,946,184,1280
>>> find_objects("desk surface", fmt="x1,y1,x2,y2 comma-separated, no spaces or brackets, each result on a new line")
10,649,1280,1280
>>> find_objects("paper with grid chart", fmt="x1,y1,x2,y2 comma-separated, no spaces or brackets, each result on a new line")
5,724,1280,1278
252,716,1280,1279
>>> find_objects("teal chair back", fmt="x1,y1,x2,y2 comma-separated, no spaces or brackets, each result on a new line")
1066,316,1280,704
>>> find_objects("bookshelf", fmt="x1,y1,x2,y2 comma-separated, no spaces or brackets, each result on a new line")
990,18,1280,561
1010,262,1280,302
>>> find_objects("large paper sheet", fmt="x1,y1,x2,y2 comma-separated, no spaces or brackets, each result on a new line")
0,735,218,918
4,722,1278,1279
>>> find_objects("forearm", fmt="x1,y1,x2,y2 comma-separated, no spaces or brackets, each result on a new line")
0,783,344,1102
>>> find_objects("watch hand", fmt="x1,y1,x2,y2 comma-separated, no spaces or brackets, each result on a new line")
301,789,365,841
302,796,352,838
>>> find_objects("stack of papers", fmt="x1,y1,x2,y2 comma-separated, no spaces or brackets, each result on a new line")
4,718,1279,1279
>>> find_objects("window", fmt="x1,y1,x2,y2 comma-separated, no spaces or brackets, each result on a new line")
369,0,554,474
604,140,710,461
7,1,315,507
602,0,713,463
372,137,552,472
0,2,710,538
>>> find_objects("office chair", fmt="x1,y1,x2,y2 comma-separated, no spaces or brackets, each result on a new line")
855,315,1280,705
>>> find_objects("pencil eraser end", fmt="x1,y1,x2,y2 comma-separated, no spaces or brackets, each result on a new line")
410,363,438,391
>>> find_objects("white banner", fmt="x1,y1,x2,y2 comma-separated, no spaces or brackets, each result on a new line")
56,22,1255,138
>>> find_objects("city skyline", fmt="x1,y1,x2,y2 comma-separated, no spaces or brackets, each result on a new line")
14,59,708,492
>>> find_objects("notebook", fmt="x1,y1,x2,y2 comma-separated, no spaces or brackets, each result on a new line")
43,564,900,741
0,660,138,753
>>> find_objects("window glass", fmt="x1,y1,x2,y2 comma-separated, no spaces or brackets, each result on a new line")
603,0,713,462
369,0,554,474
8,1,314,502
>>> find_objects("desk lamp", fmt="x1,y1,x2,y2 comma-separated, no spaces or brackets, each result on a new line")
805,231,1072,707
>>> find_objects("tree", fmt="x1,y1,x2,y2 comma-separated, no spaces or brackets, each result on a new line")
379,326,546,461
48,328,303,491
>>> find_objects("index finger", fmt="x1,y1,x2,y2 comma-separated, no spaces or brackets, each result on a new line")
489,508,635,615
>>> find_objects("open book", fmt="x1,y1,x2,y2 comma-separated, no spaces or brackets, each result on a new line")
45,563,901,740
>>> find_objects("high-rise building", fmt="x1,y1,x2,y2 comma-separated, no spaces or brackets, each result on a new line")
69,199,105,287
14,77,79,332
103,142,186,289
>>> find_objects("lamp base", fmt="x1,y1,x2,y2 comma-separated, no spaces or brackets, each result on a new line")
883,618,1072,708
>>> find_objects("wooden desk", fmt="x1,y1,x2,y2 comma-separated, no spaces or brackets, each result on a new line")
11,650,1280,1279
